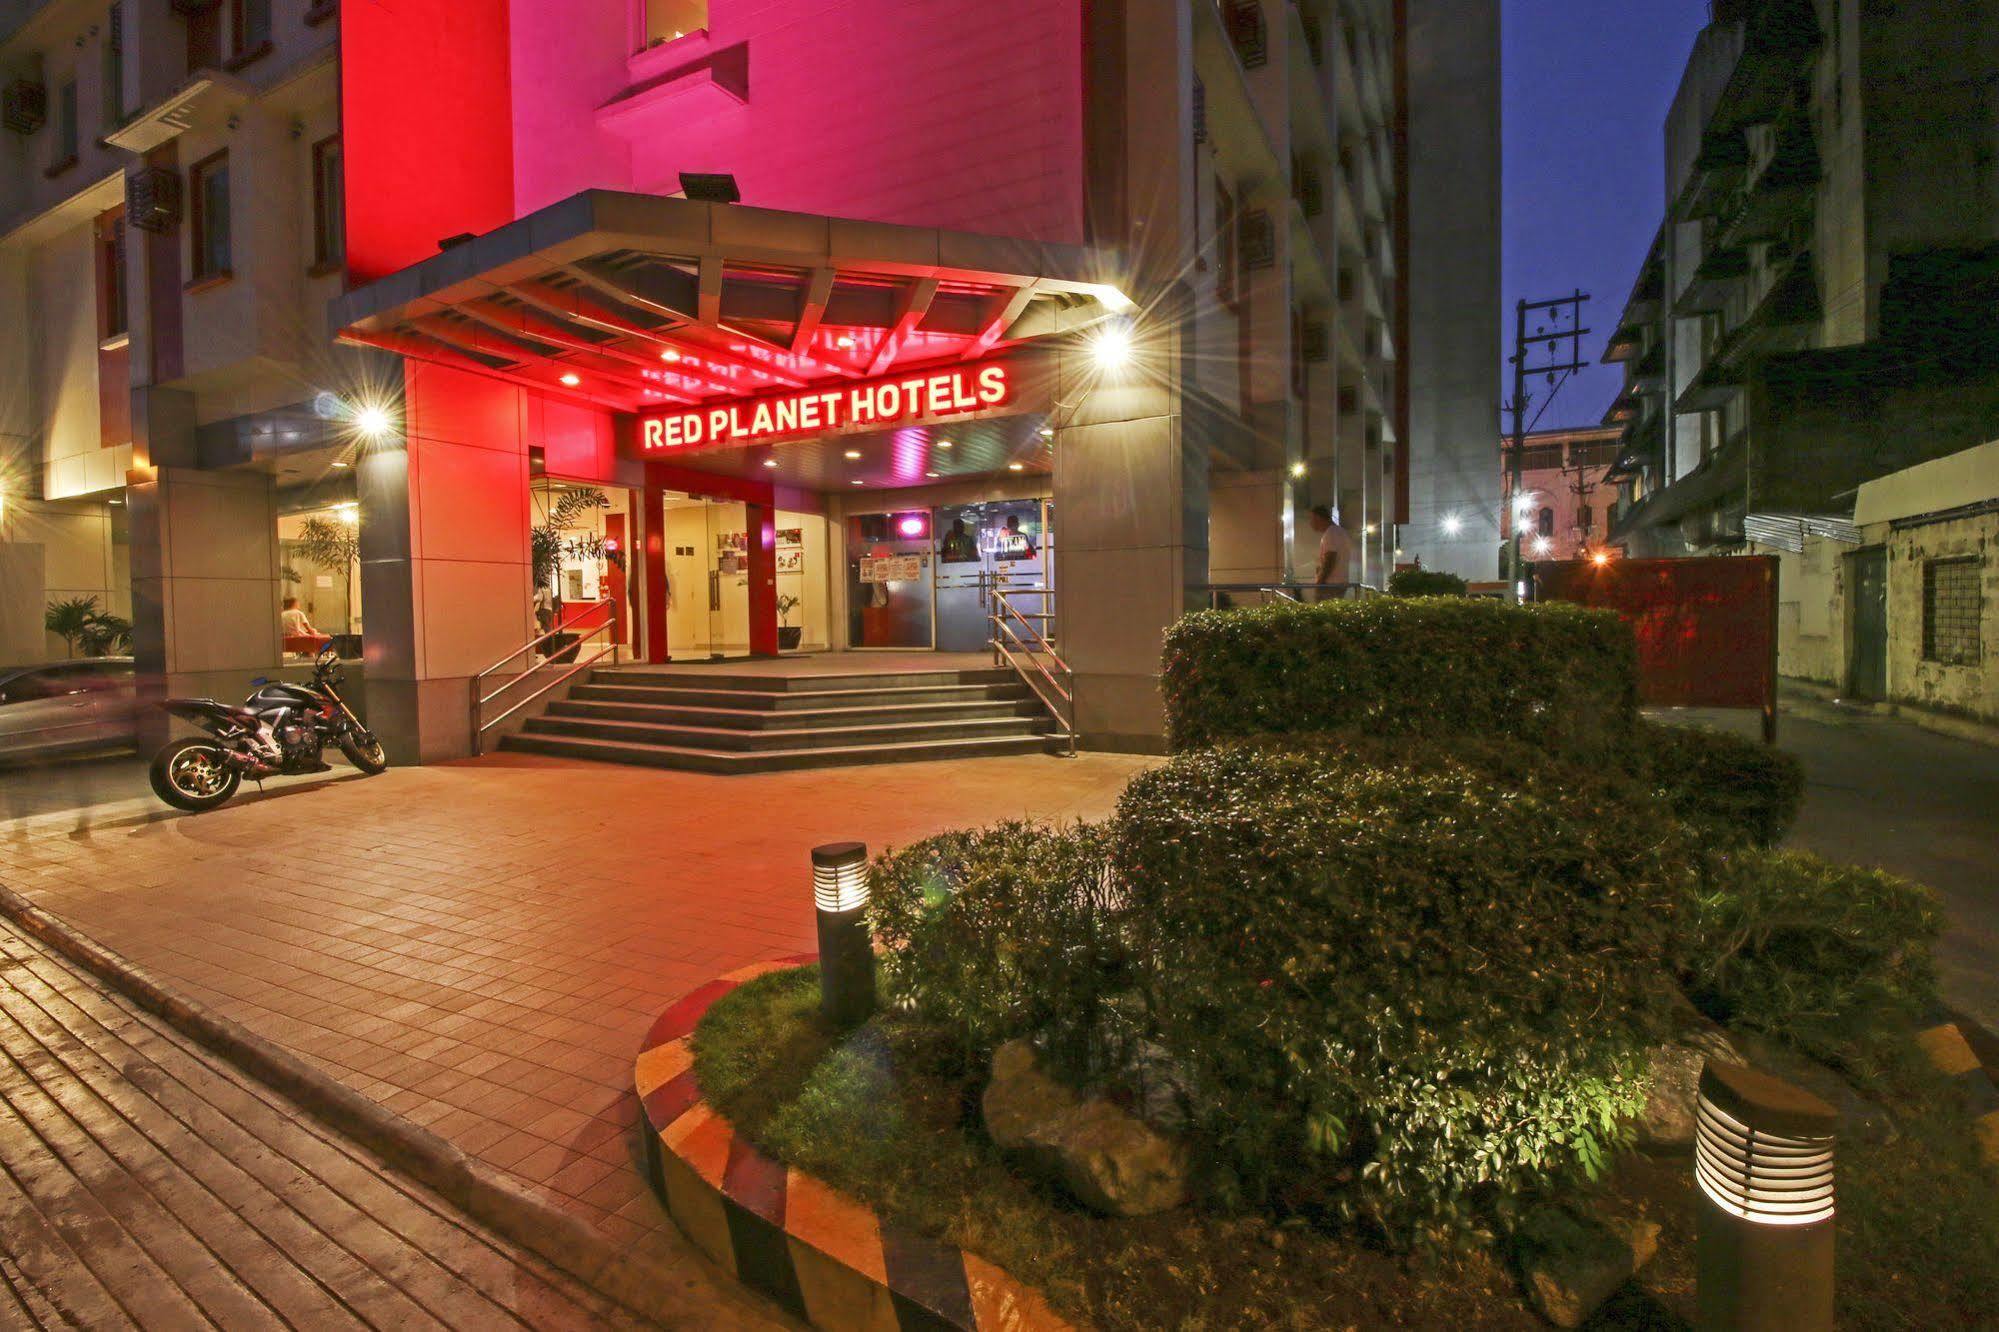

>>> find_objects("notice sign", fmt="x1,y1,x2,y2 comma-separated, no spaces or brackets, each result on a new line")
860,555,924,584
638,362,1016,452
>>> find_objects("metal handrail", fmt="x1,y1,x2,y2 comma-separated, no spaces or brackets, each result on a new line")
470,601,622,756
989,585,1076,757
1202,582,1380,608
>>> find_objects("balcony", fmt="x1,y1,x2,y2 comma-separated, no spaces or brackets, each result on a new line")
1678,128,1751,220
1713,0,1822,128
1717,115,1820,248
1676,353,1744,414
1673,245,1751,317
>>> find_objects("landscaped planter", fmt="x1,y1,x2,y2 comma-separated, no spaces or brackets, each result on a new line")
635,957,1070,1330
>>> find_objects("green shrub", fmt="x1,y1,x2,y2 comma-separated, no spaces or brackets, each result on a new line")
1160,597,1638,756
1387,568,1469,597
868,822,1128,1079
1633,720,1805,847
1689,849,1942,1069
1111,739,1690,1240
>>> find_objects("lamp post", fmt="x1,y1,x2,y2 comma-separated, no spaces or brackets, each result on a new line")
812,842,875,1027
1695,1060,1838,1330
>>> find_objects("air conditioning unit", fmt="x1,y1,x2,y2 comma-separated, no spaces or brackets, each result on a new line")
1225,1,1268,69
2,79,47,135
1239,209,1276,270
127,166,184,234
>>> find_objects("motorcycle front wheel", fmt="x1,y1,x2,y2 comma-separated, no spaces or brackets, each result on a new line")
339,732,389,775
149,739,243,812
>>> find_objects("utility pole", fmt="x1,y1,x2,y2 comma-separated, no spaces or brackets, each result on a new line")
1505,291,1592,601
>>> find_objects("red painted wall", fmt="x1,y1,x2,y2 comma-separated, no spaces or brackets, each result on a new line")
342,0,518,286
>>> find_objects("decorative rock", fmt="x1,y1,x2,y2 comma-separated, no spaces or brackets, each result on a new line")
1516,1206,1661,1329
1636,1026,1743,1149
983,1039,1190,1217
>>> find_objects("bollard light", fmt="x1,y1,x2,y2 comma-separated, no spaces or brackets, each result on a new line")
1695,1060,1838,1331
812,842,876,1027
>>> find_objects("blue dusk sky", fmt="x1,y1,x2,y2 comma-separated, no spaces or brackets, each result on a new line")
1502,1,1711,430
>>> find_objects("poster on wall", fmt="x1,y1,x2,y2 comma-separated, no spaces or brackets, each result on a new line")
860,555,925,584
777,549,805,574
777,527,804,550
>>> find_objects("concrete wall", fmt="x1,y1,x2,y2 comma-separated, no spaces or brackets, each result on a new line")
1769,536,1845,688
1208,468,1285,585
1881,512,1997,721
1400,0,1501,582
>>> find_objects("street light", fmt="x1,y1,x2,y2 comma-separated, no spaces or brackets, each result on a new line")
1696,1061,1837,1330
811,842,876,1027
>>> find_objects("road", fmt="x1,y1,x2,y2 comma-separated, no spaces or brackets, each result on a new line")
1668,693,1999,1036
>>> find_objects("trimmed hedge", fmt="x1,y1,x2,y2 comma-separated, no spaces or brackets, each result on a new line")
1689,849,1942,1068
1111,738,1691,1239
1387,568,1469,597
1634,720,1805,848
1161,597,1638,755
868,823,1127,1079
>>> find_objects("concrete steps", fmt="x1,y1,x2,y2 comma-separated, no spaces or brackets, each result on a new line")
500,665,1064,773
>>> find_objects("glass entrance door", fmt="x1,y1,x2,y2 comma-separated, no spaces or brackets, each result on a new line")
703,497,751,659
846,510,934,648
934,499,1050,652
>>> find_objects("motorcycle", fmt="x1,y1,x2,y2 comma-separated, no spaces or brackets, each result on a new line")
148,644,388,812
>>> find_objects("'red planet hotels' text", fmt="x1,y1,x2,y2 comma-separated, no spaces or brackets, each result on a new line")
639,363,1014,451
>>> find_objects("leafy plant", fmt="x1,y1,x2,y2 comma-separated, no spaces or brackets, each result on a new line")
292,517,360,572
78,613,132,656
531,487,610,587
43,597,102,656
1110,738,1686,1240
1633,720,1805,848
1688,849,1941,1070
777,593,802,626
1387,567,1470,597
1160,595,1639,758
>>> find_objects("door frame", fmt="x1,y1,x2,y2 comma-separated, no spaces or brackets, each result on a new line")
1844,545,1890,701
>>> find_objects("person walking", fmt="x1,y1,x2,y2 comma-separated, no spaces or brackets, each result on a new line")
1308,505,1356,598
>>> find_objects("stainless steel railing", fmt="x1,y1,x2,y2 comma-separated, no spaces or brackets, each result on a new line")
1202,582,1380,609
470,601,623,756
988,585,1076,758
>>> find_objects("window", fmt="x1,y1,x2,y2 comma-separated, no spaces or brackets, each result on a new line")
639,0,707,50
311,136,344,271
97,208,127,340
103,2,126,125
1577,504,1594,535
48,78,78,173
1537,508,1555,539
230,0,272,63
1922,557,1982,665
1214,177,1238,307
189,150,231,282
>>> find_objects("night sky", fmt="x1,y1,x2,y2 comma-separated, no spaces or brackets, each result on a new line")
1502,1,1711,430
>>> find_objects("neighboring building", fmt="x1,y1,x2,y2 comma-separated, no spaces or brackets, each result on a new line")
1602,0,1999,555
1,0,1500,760
1768,438,1997,724
0,0,357,679
1501,425,1622,563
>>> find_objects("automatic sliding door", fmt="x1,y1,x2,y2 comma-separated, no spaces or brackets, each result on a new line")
847,511,934,648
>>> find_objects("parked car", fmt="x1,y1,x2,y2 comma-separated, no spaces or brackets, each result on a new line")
0,658,140,761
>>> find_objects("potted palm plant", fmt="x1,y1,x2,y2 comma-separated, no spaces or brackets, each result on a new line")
777,594,804,651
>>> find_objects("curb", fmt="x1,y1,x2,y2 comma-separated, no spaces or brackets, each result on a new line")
1915,1022,1999,1171
636,958,1072,1331
0,885,772,1330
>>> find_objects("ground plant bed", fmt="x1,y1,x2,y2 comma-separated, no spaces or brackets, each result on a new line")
692,967,1998,1330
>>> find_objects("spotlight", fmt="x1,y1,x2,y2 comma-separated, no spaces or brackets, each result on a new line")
1441,514,1463,537
1591,550,1612,567
559,373,582,387
1090,321,1134,373
352,404,395,440
1289,462,1308,480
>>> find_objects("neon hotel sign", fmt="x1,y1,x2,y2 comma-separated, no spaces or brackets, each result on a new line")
638,362,1015,452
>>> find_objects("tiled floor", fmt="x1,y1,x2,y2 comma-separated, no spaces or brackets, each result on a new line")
0,749,1151,1266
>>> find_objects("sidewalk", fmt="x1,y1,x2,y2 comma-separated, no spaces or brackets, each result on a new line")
0,750,1150,1266
0,912,672,1329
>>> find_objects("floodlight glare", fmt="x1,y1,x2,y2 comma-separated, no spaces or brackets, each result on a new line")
353,404,394,440
1091,323,1134,373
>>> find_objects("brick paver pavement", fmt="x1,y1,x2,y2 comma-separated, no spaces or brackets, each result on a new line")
0,911,684,1329
0,751,1151,1267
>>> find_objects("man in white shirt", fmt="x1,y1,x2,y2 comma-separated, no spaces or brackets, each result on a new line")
1308,505,1357,596
280,597,317,638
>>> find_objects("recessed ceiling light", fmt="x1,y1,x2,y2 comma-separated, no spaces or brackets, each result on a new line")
660,348,680,362
1039,426,1055,438
762,459,779,468
835,334,856,349
935,439,953,450
844,449,862,460
331,460,350,469
1008,462,1025,472
850,479,865,486
925,471,939,478
559,373,581,387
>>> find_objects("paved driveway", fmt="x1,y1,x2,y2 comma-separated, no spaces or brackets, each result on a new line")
0,750,1151,1267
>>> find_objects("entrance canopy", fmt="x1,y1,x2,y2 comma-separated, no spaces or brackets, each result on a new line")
331,190,1130,420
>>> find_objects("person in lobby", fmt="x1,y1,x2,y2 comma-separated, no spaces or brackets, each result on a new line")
280,597,331,656
1309,505,1357,598
940,517,977,563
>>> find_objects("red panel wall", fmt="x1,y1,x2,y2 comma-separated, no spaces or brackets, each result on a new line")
1535,557,1779,712
341,0,517,286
